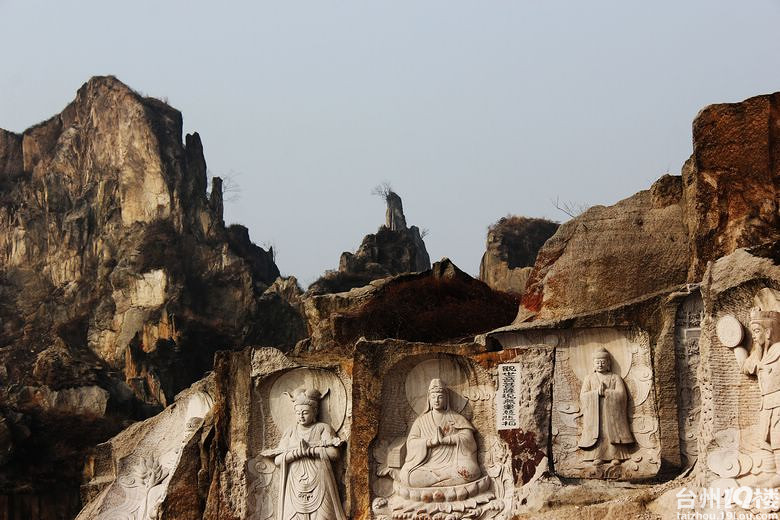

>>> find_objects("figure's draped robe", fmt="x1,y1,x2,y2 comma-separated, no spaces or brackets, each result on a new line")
399,410,481,487
276,423,346,520
578,372,634,461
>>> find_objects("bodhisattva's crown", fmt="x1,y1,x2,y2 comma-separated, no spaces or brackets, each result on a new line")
292,387,322,408
750,308,780,324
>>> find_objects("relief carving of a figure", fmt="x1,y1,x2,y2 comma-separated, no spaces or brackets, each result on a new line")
373,377,502,519
578,347,635,465
273,387,346,520
731,309,780,471
399,378,482,487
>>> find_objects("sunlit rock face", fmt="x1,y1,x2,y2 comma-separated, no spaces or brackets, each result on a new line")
517,93,780,323
0,76,304,517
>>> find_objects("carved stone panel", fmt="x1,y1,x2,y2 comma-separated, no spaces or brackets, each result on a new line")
249,367,351,520
705,288,780,509
551,328,660,479
675,291,703,468
370,355,511,520
77,388,214,520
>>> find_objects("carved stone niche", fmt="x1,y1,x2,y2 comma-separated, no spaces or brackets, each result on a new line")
675,291,703,469
705,288,780,510
248,364,352,520
550,328,660,480
369,354,512,520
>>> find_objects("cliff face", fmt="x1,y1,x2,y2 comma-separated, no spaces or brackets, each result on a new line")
518,92,780,320
0,76,303,511
684,92,780,279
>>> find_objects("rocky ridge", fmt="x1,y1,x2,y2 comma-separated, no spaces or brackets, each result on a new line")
307,190,430,295
0,76,304,516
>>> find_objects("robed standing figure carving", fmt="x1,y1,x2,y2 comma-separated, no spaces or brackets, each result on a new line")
578,347,634,465
273,387,346,520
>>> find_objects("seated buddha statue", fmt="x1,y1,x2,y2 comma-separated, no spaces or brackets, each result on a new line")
399,379,482,488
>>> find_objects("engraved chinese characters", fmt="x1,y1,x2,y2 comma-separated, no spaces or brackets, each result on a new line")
496,364,519,430
551,328,660,479
675,292,703,468
272,388,347,520
577,348,635,464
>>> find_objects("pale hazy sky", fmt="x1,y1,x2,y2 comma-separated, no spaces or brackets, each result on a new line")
2,1,780,285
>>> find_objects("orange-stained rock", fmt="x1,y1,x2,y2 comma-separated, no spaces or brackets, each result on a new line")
685,92,780,280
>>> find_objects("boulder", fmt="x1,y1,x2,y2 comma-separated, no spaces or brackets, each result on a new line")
519,175,689,321
300,258,518,351
479,216,559,294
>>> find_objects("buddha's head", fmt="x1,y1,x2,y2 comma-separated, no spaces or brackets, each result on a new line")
292,387,321,426
592,348,611,373
750,308,780,350
427,379,449,411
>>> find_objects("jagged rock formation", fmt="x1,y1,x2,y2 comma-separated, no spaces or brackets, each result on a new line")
73,89,780,520
299,258,518,351
0,76,304,517
308,191,430,295
479,216,559,294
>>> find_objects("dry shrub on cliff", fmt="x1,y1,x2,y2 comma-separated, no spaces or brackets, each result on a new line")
336,274,519,343
488,215,559,268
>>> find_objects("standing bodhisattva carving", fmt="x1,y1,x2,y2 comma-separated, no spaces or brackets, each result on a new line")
578,347,635,466
269,387,346,520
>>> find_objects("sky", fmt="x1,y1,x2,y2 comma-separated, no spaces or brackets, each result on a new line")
2,1,780,286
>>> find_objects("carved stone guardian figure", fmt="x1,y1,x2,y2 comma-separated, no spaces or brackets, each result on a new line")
271,387,347,520
725,308,780,479
578,347,635,465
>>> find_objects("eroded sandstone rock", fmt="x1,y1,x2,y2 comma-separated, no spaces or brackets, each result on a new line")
518,175,689,321
479,216,558,295
0,76,303,516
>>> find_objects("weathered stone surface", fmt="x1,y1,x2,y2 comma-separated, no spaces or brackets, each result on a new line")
300,258,518,351
479,216,558,295
692,245,780,515
518,175,688,322
685,93,780,280
0,76,304,515
77,378,214,520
